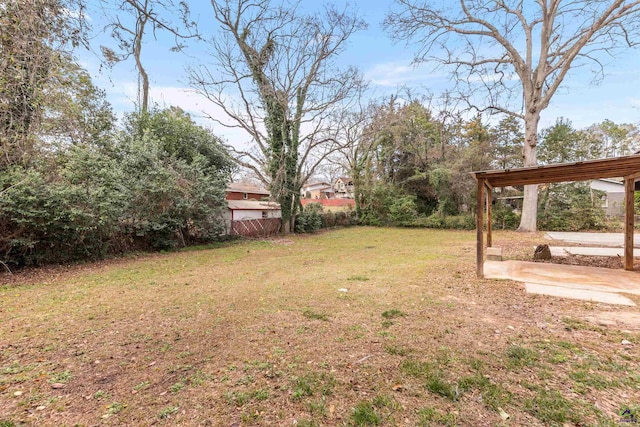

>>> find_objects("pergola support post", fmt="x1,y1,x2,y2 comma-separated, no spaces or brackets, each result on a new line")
476,178,485,278
624,176,635,271
486,183,493,248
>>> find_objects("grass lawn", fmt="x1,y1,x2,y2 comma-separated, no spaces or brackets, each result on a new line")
1,227,639,426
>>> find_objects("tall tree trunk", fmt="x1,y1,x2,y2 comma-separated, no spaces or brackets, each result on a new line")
517,111,541,232
353,176,362,218
134,12,148,113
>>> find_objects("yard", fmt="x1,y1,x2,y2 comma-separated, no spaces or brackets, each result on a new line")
1,227,638,426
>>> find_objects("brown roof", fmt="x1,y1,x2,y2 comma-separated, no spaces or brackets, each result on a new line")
226,182,270,195
472,155,640,187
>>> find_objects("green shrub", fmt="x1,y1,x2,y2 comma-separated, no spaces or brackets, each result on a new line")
295,203,324,233
538,182,606,231
408,214,475,230
0,156,124,266
322,211,336,227
388,195,419,224
334,211,353,226
492,202,520,230
0,108,233,267
359,184,395,226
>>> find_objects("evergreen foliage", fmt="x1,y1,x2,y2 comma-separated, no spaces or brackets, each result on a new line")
538,183,606,231
295,203,324,233
0,106,233,268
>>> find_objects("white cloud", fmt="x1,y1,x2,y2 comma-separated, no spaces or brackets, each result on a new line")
364,61,442,88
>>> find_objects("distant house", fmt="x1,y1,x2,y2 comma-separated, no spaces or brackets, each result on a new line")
224,182,281,237
301,181,334,200
334,177,354,199
590,178,624,217
226,182,270,201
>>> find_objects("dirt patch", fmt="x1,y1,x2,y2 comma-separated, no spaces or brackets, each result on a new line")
498,231,632,269
582,311,640,331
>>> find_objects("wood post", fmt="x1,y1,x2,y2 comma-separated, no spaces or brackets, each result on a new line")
476,179,485,278
624,176,635,271
486,183,493,248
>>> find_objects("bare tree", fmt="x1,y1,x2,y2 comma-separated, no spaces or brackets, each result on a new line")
0,0,88,168
190,0,366,231
329,100,376,218
100,0,196,113
385,0,640,231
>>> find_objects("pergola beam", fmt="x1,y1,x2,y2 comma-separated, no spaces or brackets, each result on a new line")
473,155,640,188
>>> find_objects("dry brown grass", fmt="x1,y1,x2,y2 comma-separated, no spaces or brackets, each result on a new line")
1,227,638,426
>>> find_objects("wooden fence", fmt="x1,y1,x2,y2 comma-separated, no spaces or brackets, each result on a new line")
230,218,281,237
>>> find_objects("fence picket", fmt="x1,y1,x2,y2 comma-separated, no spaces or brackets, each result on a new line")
231,218,281,237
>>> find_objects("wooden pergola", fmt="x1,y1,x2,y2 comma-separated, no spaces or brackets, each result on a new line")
472,155,640,278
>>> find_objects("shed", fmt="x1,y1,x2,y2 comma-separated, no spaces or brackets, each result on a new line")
472,155,640,277
224,200,281,222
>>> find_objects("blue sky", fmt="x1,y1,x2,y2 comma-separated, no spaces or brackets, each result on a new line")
81,0,640,144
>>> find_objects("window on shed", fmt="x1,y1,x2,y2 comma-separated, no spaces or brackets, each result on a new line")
243,193,248,200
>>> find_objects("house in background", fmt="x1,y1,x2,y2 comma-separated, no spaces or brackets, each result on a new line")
590,178,625,217
224,182,281,237
226,182,270,201
334,177,354,199
301,181,334,200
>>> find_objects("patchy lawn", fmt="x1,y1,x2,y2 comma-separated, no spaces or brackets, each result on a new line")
1,227,638,426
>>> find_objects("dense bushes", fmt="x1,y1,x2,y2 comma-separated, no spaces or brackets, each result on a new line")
356,182,478,229
294,203,356,233
359,184,421,226
537,182,606,231
407,214,475,230
492,202,520,230
295,203,324,233
0,108,233,268
0,158,125,265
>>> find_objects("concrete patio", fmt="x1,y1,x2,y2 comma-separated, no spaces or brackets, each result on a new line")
546,231,640,247
545,246,640,257
484,260,640,306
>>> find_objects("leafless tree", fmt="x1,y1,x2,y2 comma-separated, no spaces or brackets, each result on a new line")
328,99,377,217
0,0,88,168
190,0,366,231
100,0,197,113
385,0,640,231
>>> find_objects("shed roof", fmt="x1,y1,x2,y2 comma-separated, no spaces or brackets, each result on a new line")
472,155,640,187
226,182,270,195
227,200,281,211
